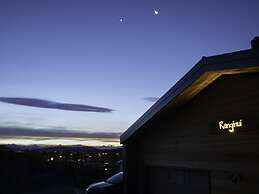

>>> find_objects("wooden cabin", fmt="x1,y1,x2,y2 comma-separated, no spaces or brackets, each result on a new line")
120,37,259,194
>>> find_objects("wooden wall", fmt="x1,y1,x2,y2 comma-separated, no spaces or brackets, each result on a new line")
124,73,259,194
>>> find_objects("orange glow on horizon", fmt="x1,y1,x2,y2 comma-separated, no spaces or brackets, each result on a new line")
0,136,121,147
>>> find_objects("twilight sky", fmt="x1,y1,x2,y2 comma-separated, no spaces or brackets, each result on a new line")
0,0,259,146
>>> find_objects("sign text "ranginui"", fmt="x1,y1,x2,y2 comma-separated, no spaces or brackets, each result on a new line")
218,120,243,133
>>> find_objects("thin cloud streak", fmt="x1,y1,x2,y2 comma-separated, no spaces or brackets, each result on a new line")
0,127,121,146
143,97,160,102
0,97,113,113
0,126,121,139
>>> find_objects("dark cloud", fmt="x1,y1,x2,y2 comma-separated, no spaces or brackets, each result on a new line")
0,97,113,113
0,126,121,139
143,97,160,102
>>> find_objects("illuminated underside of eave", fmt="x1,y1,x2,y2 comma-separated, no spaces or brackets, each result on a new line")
171,66,259,108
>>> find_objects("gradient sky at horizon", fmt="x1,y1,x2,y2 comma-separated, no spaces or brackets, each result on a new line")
0,0,259,146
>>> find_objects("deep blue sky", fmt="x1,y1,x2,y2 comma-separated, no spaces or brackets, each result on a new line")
0,0,259,145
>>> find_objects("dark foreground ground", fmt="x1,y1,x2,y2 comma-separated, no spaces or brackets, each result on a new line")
0,145,122,194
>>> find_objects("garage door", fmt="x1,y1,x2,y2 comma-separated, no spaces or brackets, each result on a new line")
145,166,210,194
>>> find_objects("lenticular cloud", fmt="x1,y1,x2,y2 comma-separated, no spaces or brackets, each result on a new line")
0,97,113,113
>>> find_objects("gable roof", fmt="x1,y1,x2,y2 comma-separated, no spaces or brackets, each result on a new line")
120,48,259,144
